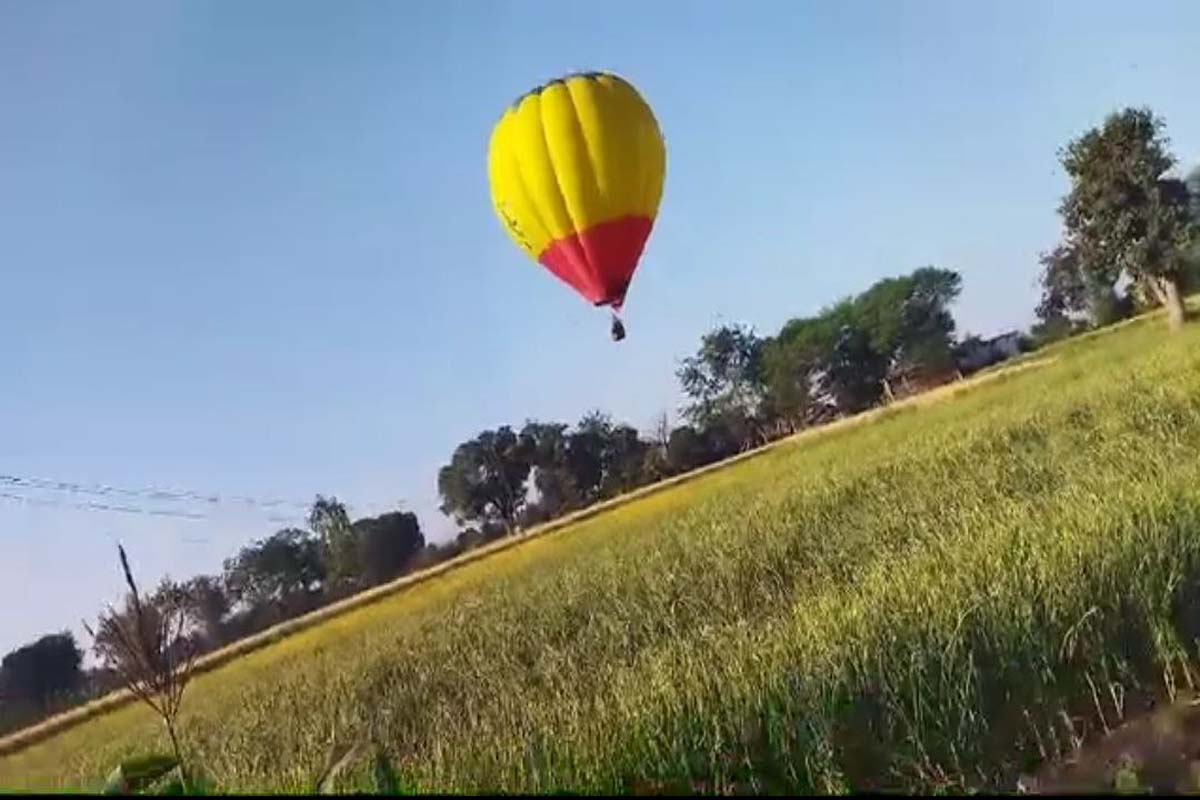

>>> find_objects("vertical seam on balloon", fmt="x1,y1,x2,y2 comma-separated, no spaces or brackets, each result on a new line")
627,86,661,218
535,93,582,239
505,109,556,263
490,124,537,258
564,78,606,282
608,77,656,220
643,119,664,216
564,78,604,213
536,89,600,298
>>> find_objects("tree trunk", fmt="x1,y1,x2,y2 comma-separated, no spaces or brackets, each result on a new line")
1159,276,1187,331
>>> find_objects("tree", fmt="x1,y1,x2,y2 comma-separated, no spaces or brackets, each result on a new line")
1184,165,1200,288
666,425,713,473
597,422,651,497
763,314,837,430
565,412,654,500
565,412,610,502
1188,166,1200,220
651,412,671,454
677,324,768,447
437,426,533,532
520,421,581,520
352,510,425,586
181,575,229,648
1033,241,1133,337
825,315,890,412
308,495,357,590
849,267,962,399
222,527,325,609
762,268,962,421
1035,242,1091,324
888,266,962,377
0,632,82,712
1056,108,1197,330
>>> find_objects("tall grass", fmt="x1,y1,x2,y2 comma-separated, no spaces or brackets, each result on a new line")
5,316,1200,792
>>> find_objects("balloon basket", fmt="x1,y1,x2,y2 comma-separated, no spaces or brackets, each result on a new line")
610,313,626,342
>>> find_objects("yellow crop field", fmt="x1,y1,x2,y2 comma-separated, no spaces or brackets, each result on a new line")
5,312,1200,793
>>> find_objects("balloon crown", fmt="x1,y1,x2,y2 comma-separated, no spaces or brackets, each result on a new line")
507,71,625,111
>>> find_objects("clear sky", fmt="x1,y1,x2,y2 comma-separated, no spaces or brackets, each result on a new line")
3,0,1198,656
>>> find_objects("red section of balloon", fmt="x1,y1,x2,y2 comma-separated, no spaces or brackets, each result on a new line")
537,215,654,311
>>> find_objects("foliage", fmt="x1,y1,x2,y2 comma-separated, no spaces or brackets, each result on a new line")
665,425,714,473
308,496,358,591
101,753,180,795
1027,311,1084,348
222,527,325,609
1050,107,1197,329
437,425,533,531
1184,165,1200,288
574,412,652,500
443,415,664,530
352,511,426,587
855,266,962,379
764,267,962,420
179,576,229,649
676,324,768,432
371,749,405,794
517,421,578,524
0,632,82,713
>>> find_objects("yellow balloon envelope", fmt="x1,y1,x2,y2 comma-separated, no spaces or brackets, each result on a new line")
487,71,666,313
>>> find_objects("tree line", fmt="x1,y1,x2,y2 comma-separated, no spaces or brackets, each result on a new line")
3,105,1198,740
436,265,972,533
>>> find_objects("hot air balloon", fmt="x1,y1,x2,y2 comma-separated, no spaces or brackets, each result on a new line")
487,71,666,341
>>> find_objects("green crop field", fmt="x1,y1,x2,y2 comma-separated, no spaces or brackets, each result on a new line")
6,313,1200,793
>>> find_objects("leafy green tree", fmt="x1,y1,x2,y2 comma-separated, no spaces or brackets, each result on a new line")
565,412,654,499
308,495,358,590
888,266,962,377
1184,165,1200,288
677,324,768,447
762,314,837,430
825,311,890,412
1035,243,1090,323
597,422,651,497
764,268,962,420
520,421,581,520
1056,107,1197,330
222,528,325,608
181,575,229,648
666,425,714,473
639,412,674,482
437,426,533,532
849,267,962,398
352,510,425,586
564,412,610,501
0,632,82,712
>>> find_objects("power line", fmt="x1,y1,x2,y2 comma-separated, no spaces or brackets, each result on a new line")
0,490,210,520
0,490,304,525
0,473,313,513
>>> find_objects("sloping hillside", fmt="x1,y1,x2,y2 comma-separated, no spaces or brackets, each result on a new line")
5,313,1200,793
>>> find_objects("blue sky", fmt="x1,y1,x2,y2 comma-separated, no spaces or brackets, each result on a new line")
2,0,1198,655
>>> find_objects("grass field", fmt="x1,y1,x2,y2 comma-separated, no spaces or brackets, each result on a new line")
5,313,1200,793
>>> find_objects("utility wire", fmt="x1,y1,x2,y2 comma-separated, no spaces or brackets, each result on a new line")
0,490,210,520
0,490,303,525
0,473,312,512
